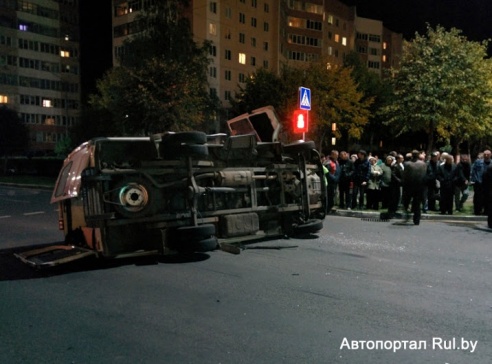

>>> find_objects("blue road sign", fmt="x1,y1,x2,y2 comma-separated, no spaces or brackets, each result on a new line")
299,87,311,110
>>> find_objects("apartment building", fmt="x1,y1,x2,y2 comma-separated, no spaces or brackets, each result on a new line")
111,0,401,107
0,0,80,153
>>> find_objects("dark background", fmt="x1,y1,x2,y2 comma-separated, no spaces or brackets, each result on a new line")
78,4,113,103
341,0,492,42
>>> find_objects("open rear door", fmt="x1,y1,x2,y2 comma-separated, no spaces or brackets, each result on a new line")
227,105,281,142
14,245,97,268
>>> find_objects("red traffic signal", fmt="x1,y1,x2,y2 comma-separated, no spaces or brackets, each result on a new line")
293,109,308,133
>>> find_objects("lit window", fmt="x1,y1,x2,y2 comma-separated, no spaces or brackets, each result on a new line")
327,15,333,24
45,117,55,125
342,37,347,46
382,55,387,62
334,34,340,43
64,34,70,41
239,53,246,64
60,50,70,57
209,23,216,36
0,95,8,103
43,99,52,107
19,24,28,31
383,42,387,50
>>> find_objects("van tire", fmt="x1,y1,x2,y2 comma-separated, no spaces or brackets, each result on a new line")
161,144,209,159
163,131,207,145
292,219,323,236
113,177,157,218
195,237,219,252
176,224,216,242
283,140,315,154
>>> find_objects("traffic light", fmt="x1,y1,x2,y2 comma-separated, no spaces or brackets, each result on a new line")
293,109,308,133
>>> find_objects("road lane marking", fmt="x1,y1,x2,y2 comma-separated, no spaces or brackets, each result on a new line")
23,211,46,216
0,215,11,219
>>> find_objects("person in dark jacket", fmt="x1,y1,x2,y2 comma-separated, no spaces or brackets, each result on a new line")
324,150,340,213
482,163,492,228
402,150,427,225
352,150,371,209
424,151,440,212
379,156,393,209
437,154,457,215
471,150,492,215
454,154,471,212
338,151,354,209
387,154,404,217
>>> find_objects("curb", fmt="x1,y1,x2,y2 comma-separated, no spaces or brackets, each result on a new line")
332,209,487,222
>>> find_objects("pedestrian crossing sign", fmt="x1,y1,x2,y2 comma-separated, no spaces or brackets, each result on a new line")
299,87,311,110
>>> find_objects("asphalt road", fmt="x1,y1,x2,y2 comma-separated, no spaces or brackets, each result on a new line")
1,186,491,364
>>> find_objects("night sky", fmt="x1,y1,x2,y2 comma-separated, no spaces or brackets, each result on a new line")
78,3,113,103
341,0,492,43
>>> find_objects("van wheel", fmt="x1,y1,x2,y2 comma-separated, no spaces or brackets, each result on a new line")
161,144,209,159
282,140,315,154
195,237,219,252
113,177,157,218
176,224,216,241
292,219,323,236
162,131,207,145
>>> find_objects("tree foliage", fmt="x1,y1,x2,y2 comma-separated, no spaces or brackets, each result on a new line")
283,60,372,149
229,68,289,116
230,61,372,149
88,0,219,136
344,52,393,149
382,25,492,152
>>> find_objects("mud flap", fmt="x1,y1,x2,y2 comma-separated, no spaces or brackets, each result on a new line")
14,245,97,268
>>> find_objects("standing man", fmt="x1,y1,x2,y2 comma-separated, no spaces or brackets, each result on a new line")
387,154,404,218
379,156,394,209
338,151,354,210
352,150,370,209
424,151,440,212
324,150,340,213
454,154,471,212
437,154,456,215
482,162,492,228
471,150,492,215
402,150,427,225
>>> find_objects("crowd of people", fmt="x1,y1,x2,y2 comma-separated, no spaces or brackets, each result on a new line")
321,148,492,227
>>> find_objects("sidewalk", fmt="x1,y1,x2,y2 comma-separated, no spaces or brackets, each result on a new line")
332,208,487,222
331,188,488,222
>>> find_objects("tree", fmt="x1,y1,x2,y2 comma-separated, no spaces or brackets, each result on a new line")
300,60,373,151
382,25,492,153
229,62,372,149
88,0,219,136
344,51,393,150
0,106,29,173
229,68,289,116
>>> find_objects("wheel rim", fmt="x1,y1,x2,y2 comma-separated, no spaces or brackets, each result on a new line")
118,183,149,212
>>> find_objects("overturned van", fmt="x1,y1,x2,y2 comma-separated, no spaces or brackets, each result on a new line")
16,106,326,267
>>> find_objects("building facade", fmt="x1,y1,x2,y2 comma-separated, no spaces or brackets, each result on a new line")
110,0,402,108
0,0,81,153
